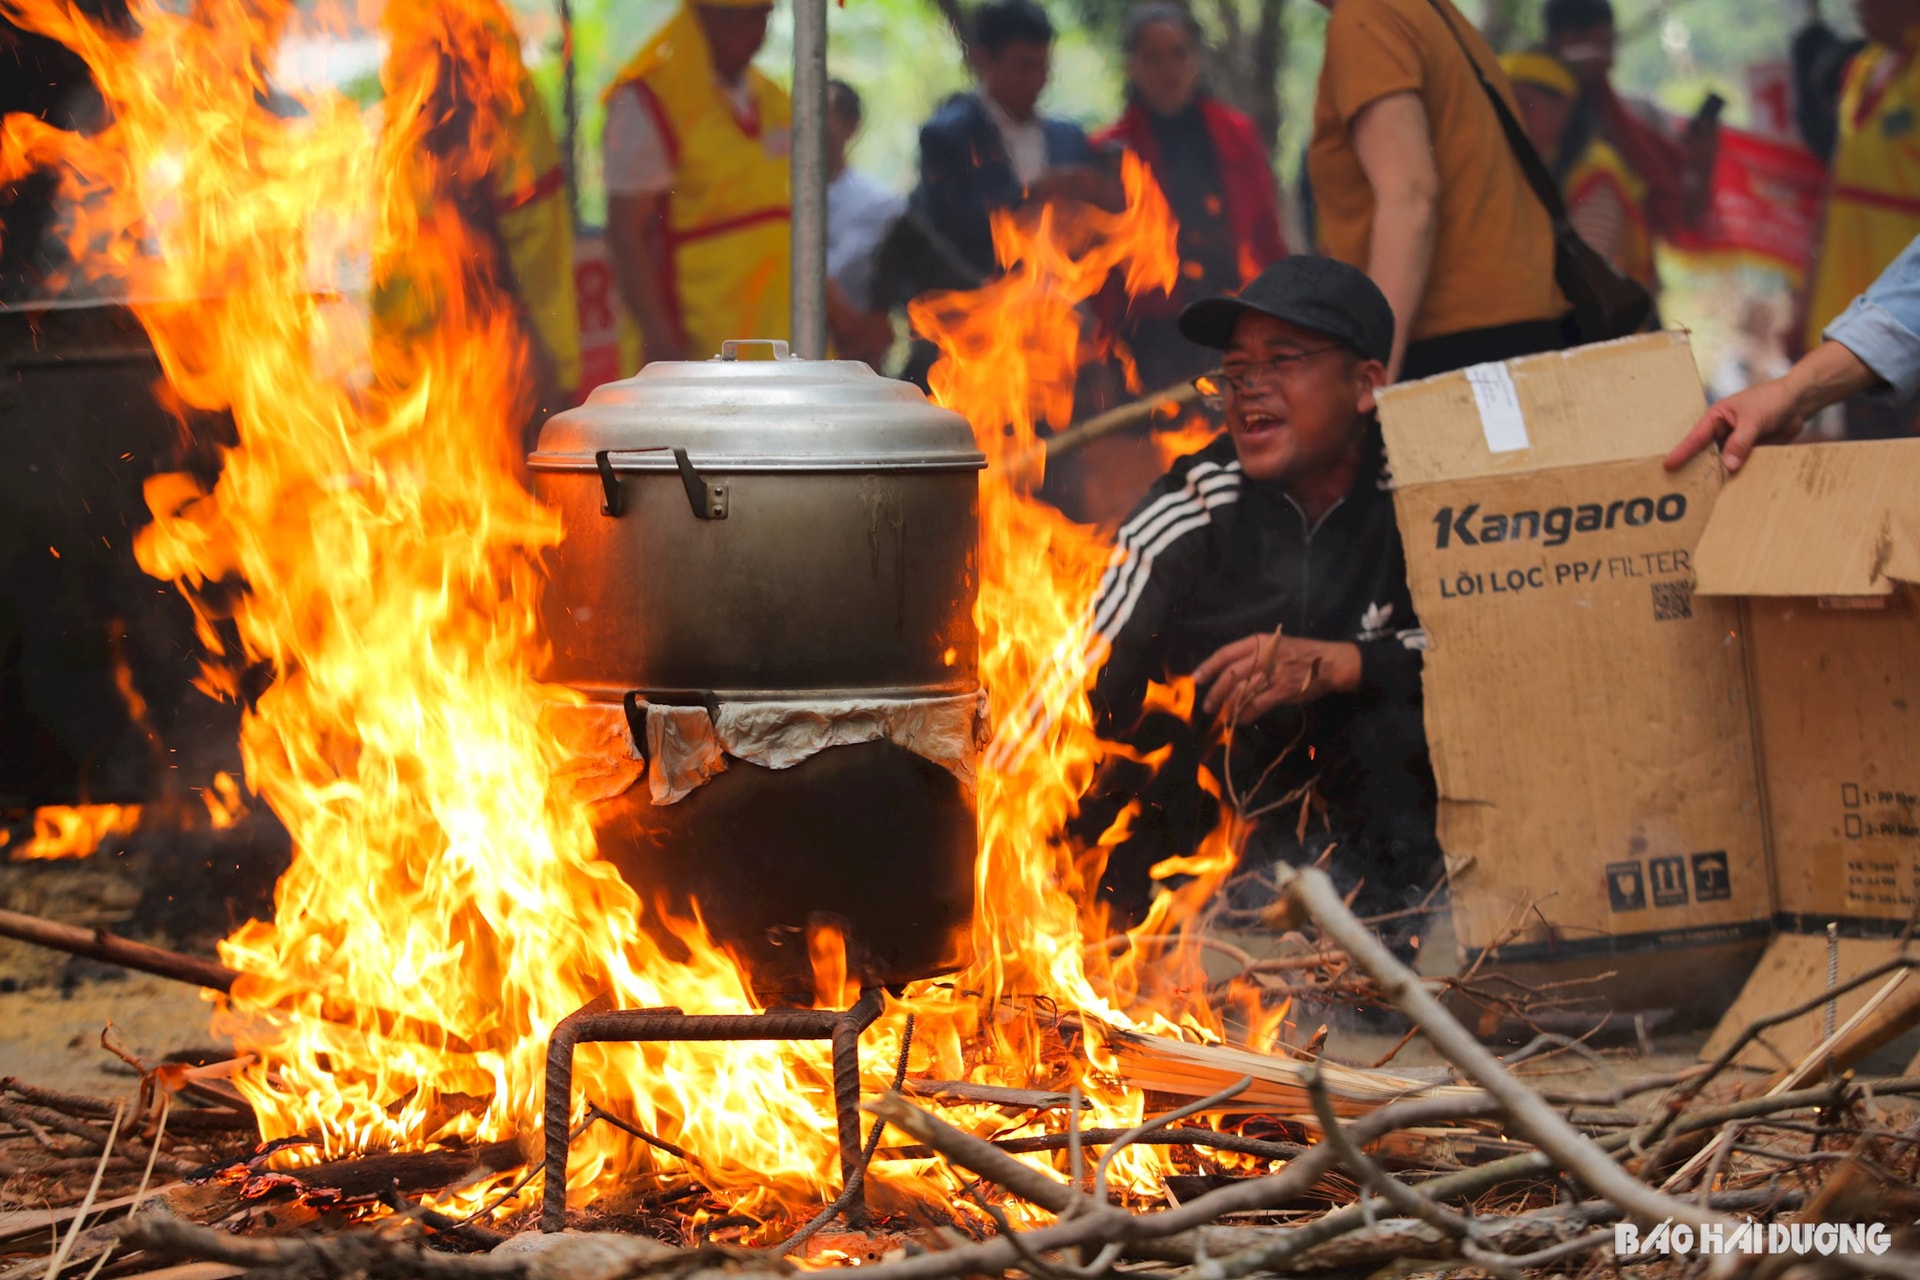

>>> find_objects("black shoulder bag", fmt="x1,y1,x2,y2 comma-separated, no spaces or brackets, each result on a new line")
1421,0,1655,343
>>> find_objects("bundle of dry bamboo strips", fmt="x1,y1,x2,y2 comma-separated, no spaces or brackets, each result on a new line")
1091,1023,1469,1118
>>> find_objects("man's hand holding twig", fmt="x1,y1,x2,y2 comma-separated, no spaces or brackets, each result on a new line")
1194,630,1362,723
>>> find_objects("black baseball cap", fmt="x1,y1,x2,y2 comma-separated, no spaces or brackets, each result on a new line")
1177,255,1394,365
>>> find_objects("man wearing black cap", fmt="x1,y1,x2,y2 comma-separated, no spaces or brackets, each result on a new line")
1077,256,1438,931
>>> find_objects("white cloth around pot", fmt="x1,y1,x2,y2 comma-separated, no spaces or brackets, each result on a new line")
549,692,987,806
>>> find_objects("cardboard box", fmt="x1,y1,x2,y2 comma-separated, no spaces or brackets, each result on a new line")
1378,333,1772,1006
1698,934,1911,1068
1692,439,1920,1051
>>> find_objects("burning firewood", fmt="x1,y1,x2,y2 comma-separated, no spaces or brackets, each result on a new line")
898,1081,1090,1113
6,865,1918,1277
283,1140,529,1201
1088,1022,1475,1118
8,946,1920,1276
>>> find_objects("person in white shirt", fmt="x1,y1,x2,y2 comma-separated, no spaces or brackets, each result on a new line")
825,80,905,367
602,70,764,216
600,0,790,367
907,0,1106,282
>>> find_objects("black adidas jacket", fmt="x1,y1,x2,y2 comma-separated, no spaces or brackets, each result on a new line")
1087,420,1426,752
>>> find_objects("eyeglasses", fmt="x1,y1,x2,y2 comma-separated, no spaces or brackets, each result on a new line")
1191,346,1344,409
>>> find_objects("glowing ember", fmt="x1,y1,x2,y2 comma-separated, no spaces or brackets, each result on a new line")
2,0,1261,1229
2,805,143,861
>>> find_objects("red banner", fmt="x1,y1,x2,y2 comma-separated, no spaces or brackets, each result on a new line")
574,230,625,392
1666,126,1828,279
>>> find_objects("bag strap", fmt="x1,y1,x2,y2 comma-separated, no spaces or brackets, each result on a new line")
1417,0,1574,227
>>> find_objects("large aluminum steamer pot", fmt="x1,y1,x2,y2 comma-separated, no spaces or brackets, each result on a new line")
529,340,985,997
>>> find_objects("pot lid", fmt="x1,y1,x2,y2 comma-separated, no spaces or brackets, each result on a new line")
530,340,985,471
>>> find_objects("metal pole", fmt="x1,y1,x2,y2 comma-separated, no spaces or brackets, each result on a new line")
556,0,580,227
790,0,829,358
1826,920,1840,1041
829,987,886,1226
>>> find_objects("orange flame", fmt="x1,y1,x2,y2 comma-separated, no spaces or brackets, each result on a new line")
909,159,1250,1195
4,0,1269,1226
201,770,249,830
3,805,143,861
0,0,868,1218
1153,412,1224,472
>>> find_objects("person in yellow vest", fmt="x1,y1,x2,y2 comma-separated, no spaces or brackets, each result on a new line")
375,0,581,441
1803,0,1920,438
1501,50,1655,292
1563,141,1655,291
1806,2,1920,345
602,0,790,369
493,71,584,414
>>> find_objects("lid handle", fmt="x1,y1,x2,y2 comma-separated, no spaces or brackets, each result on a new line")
717,339,792,362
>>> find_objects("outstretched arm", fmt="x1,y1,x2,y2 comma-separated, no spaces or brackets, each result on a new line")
606,192,686,365
1350,91,1439,382
1670,233,1920,472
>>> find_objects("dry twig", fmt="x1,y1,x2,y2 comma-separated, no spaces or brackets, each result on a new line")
1265,865,1734,1239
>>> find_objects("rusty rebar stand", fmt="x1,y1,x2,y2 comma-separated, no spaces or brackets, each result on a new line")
540,987,885,1232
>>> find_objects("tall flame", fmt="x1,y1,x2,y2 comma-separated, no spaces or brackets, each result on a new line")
2,0,1257,1227
921,160,1187,1014
908,159,1246,1200
2,0,856,1215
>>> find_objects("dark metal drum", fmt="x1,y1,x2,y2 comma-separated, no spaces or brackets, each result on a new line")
0,301,239,808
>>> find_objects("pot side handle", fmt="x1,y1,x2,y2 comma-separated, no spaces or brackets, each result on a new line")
594,448,730,521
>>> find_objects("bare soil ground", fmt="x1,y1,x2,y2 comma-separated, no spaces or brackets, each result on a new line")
0,975,226,1093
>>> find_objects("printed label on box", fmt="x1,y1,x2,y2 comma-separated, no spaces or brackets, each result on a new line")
1692,851,1733,902
1607,860,1647,912
1650,856,1690,907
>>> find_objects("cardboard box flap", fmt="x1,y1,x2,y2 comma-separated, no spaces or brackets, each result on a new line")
1378,332,1705,487
1693,439,1920,597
